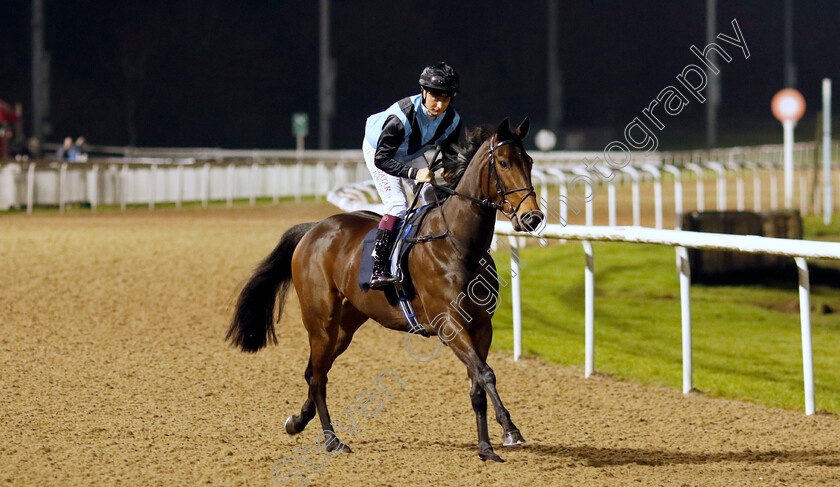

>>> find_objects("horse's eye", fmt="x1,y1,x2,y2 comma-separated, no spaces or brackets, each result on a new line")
498,160,509,169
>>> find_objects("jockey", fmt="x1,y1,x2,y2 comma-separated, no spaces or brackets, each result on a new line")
363,62,462,289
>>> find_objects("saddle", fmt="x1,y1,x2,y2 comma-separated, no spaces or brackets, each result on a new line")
357,203,438,295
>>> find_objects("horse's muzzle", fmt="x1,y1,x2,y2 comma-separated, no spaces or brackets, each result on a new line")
511,210,544,233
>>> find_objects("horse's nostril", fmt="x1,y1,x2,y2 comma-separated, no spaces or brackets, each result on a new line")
521,212,544,232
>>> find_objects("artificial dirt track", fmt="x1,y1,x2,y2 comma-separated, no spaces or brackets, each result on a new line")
1,202,839,486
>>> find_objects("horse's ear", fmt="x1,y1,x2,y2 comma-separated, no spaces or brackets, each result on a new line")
514,117,530,139
496,117,512,140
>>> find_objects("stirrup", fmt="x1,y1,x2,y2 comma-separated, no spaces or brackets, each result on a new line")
370,273,399,289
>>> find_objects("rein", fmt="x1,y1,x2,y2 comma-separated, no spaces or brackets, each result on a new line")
410,135,535,243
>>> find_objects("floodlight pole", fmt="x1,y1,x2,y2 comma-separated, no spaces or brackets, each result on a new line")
784,120,794,208
319,0,334,149
31,0,48,142
547,0,562,145
705,0,719,147
823,79,832,225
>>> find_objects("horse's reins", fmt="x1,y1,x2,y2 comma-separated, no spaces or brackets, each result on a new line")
405,135,535,244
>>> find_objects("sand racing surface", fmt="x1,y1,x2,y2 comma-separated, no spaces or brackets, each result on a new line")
1,203,839,486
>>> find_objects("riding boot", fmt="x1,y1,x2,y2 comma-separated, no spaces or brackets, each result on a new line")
370,228,399,289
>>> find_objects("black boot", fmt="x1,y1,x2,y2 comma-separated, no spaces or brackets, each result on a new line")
370,228,399,289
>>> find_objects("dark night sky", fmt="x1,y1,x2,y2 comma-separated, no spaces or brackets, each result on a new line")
3,1,840,150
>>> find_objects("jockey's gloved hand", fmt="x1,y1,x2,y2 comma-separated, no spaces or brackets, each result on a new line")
414,168,434,183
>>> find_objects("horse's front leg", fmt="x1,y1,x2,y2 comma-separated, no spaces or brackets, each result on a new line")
446,327,524,461
469,374,503,462
474,361,525,447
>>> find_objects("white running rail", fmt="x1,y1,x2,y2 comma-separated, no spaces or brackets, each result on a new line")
494,221,840,415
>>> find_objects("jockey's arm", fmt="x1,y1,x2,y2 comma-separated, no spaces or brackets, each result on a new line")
374,115,423,180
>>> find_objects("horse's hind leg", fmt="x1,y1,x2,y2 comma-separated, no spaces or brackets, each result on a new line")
288,294,365,454
285,301,365,437
284,360,316,435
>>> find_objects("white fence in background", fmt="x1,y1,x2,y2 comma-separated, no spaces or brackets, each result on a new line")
0,152,370,212
3,140,838,214
494,221,840,416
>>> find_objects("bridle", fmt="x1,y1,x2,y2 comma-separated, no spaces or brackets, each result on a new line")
431,135,535,216
405,135,536,245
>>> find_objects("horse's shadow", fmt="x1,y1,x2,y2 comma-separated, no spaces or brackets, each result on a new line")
427,441,840,467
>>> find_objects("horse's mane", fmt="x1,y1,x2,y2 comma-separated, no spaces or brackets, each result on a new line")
435,126,493,198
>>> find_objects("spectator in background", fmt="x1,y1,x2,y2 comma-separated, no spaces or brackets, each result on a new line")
56,137,73,160
67,137,87,162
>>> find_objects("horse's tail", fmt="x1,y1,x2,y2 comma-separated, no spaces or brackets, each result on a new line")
226,222,316,353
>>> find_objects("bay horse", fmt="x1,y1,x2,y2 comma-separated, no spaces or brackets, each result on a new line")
227,118,543,462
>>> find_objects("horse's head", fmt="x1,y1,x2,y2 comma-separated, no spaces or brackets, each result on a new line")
481,117,544,232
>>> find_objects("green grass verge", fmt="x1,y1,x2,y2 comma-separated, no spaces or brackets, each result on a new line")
490,234,840,414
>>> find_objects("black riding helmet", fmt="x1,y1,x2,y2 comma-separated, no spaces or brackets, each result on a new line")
419,62,459,97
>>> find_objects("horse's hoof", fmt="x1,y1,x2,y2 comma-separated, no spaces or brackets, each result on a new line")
502,430,525,447
284,416,299,435
479,449,505,462
325,438,352,454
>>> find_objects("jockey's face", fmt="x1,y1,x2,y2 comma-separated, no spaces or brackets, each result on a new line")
422,89,451,117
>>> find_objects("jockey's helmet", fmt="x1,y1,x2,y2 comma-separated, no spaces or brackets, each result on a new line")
419,62,459,97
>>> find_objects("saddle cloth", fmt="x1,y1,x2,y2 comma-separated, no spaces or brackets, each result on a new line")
358,204,437,293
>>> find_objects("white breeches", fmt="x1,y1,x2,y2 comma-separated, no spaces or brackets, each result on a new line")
363,141,436,219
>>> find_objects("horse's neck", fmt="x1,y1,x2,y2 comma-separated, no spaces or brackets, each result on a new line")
432,147,497,255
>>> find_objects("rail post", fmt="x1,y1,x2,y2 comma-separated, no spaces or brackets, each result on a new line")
795,257,815,415
663,165,682,230
642,164,663,229
686,163,705,212
583,240,594,378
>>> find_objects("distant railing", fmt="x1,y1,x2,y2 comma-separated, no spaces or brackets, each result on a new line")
0,152,370,212
3,140,838,213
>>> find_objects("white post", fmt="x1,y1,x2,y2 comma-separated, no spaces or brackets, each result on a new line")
509,235,522,361
295,159,303,203
226,163,234,207
687,163,705,212
608,181,616,226
706,161,726,210
583,240,594,378
621,166,641,226
663,165,682,230
176,164,184,208
272,162,280,204
642,164,662,229
26,162,35,214
532,169,549,214
120,164,128,211
149,164,156,210
745,162,761,211
202,163,210,208
90,164,99,211
572,168,593,226
315,161,326,201
823,79,833,225
800,175,808,216
726,162,744,211
783,120,795,208
59,162,67,213
545,168,568,225
764,162,779,210
250,162,258,206
795,257,815,415
677,247,693,394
